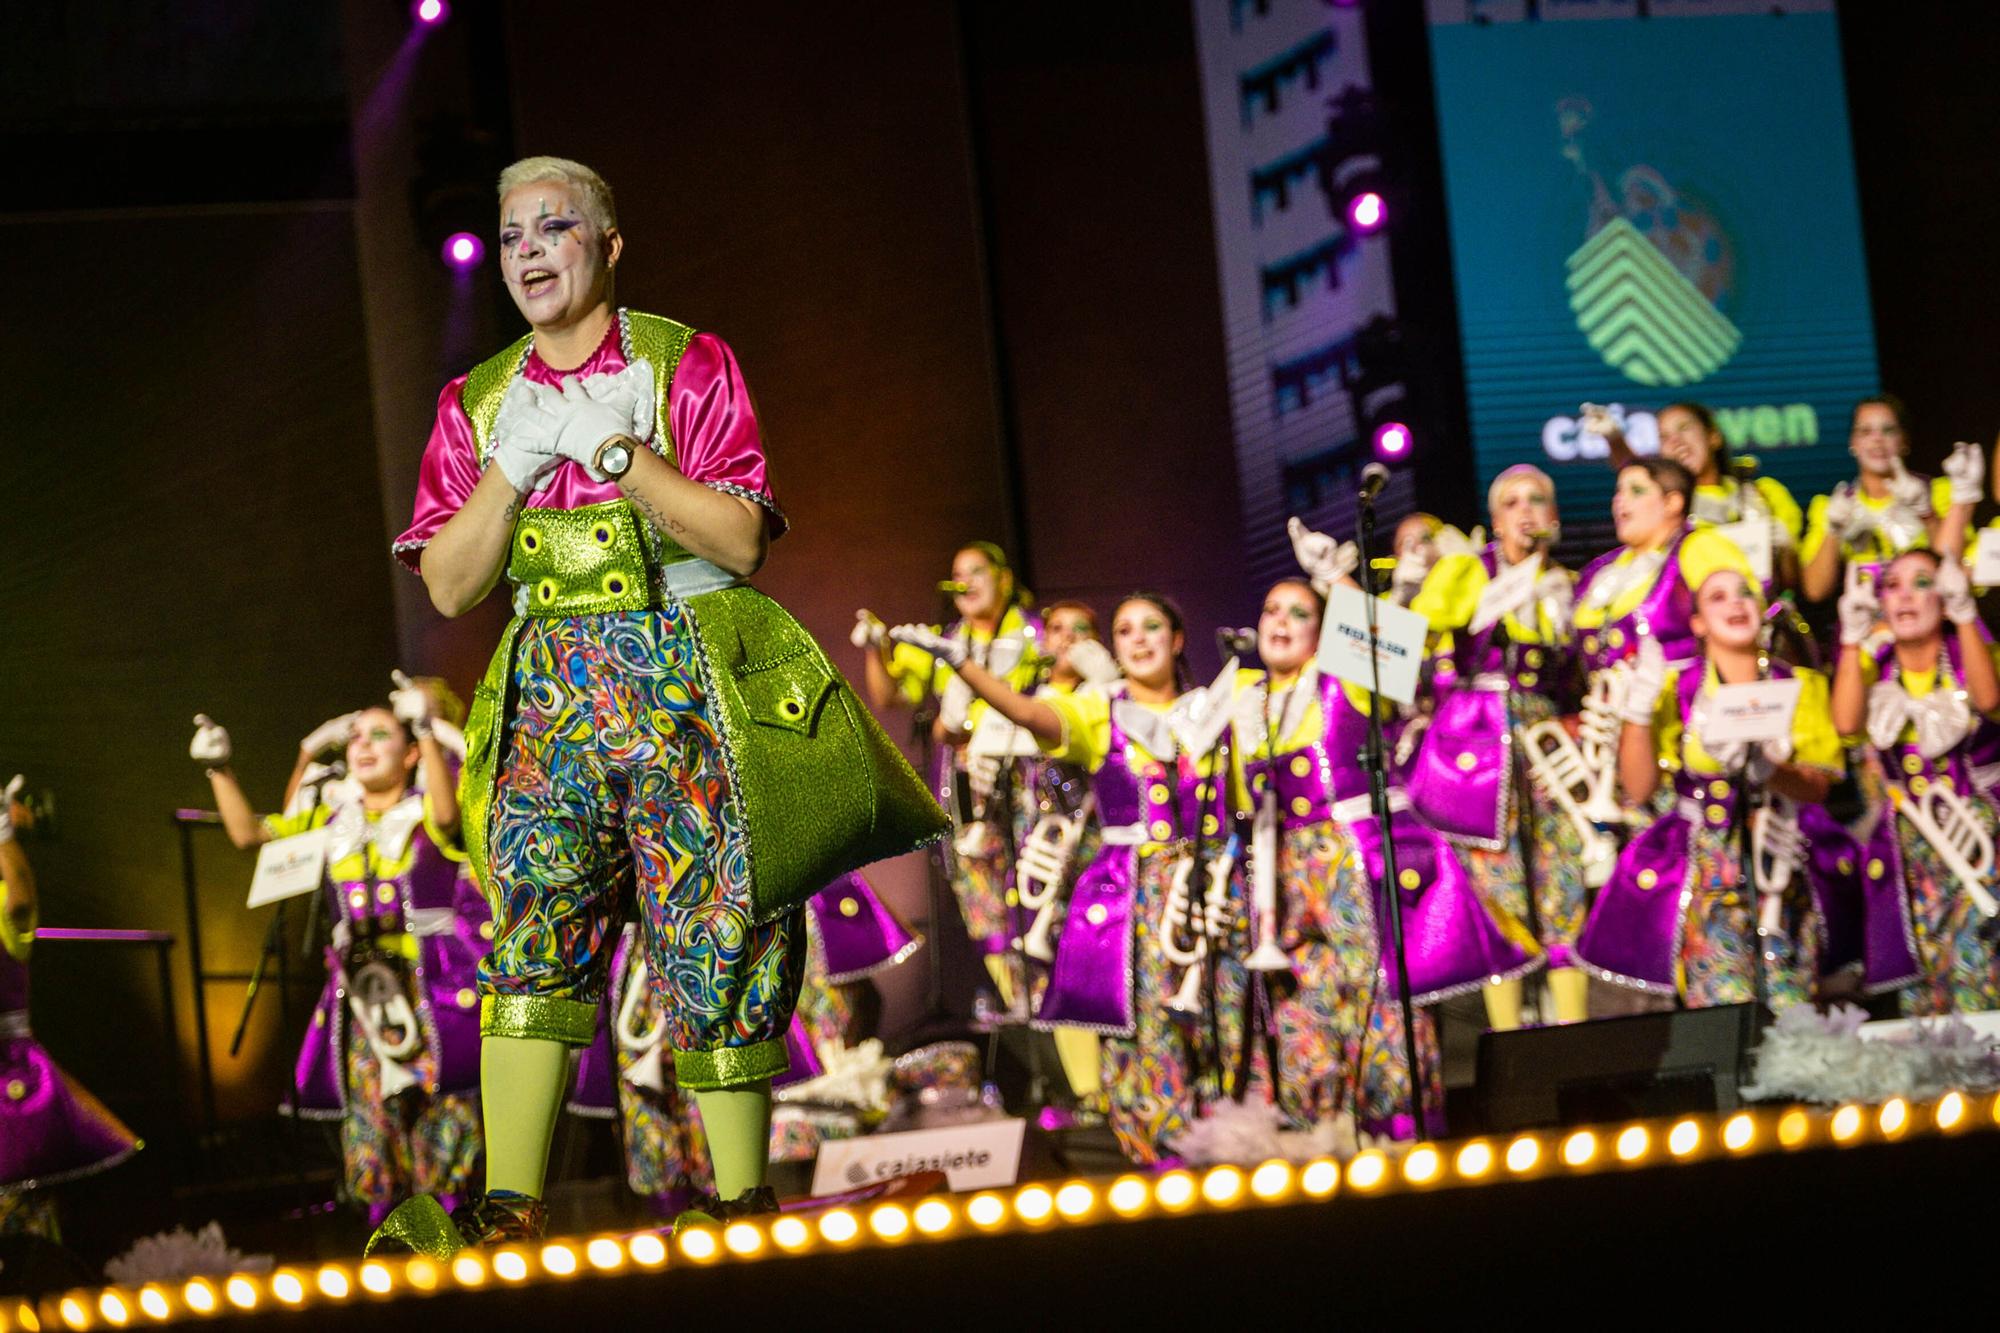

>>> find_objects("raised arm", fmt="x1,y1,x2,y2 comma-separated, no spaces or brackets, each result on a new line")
889,626,1064,744
190,716,268,850
1936,558,2000,714
392,673,461,839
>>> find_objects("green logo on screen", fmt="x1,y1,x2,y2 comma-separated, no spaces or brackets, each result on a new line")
1566,217,1741,387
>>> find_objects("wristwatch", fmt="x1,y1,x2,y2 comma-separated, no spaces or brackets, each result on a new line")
597,439,635,481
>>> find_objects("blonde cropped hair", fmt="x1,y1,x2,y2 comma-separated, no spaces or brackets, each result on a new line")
496,156,618,233
1487,463,1556,521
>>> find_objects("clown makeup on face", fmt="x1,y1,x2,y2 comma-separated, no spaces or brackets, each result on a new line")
1691,570,1763,653
1658,405,1723,484
1850,400,1908,478
1879,551,1945,645
1612,463,1686,551
1490,473,1557,565
950,546,1011,626
345,707,418,796
1112,597,1183,692
1394,515,1438,565
1042,603,1098,676
497,181,621,336
1258,580,1322,677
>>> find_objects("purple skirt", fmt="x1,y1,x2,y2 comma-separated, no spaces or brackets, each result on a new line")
1,1037,140,1190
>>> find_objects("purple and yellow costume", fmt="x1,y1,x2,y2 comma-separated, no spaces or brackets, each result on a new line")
1848,637,2000,1014
271,789,486,1219
1571,526,1749,676
1576,661,1843,1009
1,902,140,1239
1237,664,1531,1137
1409,546,1589,968
397,310,943,1090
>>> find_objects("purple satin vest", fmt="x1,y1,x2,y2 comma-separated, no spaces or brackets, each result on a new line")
1574,527,1699,674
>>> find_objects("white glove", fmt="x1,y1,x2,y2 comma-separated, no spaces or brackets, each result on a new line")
888,624,968,669
550,374,645,482
1837,566,1881,646
1287,518,1357,588
1433,525,1483,561
190,714,233,766
0,775,22,844
301,712,358,757
1823,484,1872,542
389,670,436,736
1067,637,1122,686
1944,441,1986,507
1578,403,1619,439
850,610,886,650
1889,462,1931,516
574,359,656,444
490,378,563,494
1619,638,1667,726
1936,556,1979,626
1534,569,1574,635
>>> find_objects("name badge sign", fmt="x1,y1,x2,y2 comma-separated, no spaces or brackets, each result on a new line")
966,705,1040,759
1701,678,1802,746
1973,528,2000,587
1318,585,1428,706
246,827,330,908
810,1118,1026,1196
1715,518,1773,585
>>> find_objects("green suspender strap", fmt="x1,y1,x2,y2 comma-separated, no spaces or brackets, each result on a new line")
455,311,948,962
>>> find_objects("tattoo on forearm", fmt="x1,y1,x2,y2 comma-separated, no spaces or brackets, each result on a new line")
502,498,520,523
631,491,689,540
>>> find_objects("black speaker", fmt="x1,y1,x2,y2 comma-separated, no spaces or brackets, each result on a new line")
1472,1003,1756,1134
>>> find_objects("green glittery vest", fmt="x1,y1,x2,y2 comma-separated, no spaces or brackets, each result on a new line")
455,311,947,926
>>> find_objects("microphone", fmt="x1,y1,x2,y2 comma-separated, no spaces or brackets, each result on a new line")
1359,462,1390,502
1216,627,1258,658
937,580,970,596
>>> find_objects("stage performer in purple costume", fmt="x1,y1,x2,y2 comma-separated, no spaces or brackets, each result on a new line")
372,156,944,1252
1576,559,1843,1010
190,693,486,1227
1406,464,1592,1030
0,776,141,1242
892,595,1258,1162
1830,550,2000,1014
856,543,1045,1014
1227,578,1530,1139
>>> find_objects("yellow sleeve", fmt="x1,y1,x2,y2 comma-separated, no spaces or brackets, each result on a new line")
1038,685,1112,771
0,890,32,964
885,639,945,708
1800,492,1834,565
1790,669,1844,773
1409,552,1488,634
1933,475,1955,516
422,791,468,864
260,805,324,842
1755,477,1804,545
1651,668,1685,771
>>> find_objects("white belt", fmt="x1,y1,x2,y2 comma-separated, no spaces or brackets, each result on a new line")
1332,790,1409,824
405,907,458,938
0,1010,29,1040
661,559,745,600
1471,672,1511,692
1100,822,1149,846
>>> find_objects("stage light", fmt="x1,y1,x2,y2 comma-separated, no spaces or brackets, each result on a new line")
181,1284,215,1317
316,1268,351,1301
1830,1105,1862,1143
1300,1158,1340,1197
1937,1091,1967,1131
1348,190,1386,234
358,1265,392,1296
403,1259,440,1292
224,1278,259,1310
1200,1166,1245,1206
1347,1151,1387,1191
450,1254,487,1287
1109,1176,1150,1215
868,1206,911,1241
1372,420,1411,461
541,1244,578,1276
585,1238,623,1271
1251,1161,1294,1200
1056,1183,1096,1218
628,1234,668,1267
491,1252,527,1283
1506,1136,1541,1173
97,1293,128,1328
270,1272,304,1306
442,232,484,271
967,1195,1007,1228
1014,1186,1055,1223
678,1230,719,1263
1561,1131,1598,1168
136,1290,169,1322
913,1200,955,1235
1778,1109,1810,1148
1668,1120,1702,1157
819,1209,861,1243
1155,1172,1197,1211
412,0,449,26
1403,1146,1442,1185
1615,1126,1650,1162
1455,1141,1494,1179
58,1299,87,1331
772,1216,812,1251
726,1222,768,1255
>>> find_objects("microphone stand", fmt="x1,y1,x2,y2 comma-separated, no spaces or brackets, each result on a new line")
1358,485,1428,1141
912,587,959,1035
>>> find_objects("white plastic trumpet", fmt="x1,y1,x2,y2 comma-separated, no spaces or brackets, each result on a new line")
1751,797,1807,936
615,943,669,1092
952,753,1006,857
345,960,422,1098
1515,720,1619,889
1159,841,1239,1018
1014,795,1094,963
1894,781,2000,917
1243,792,1292,972
1577,663,1632,828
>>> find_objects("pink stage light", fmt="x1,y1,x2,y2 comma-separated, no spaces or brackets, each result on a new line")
1348,190,1386,233
443,232,483,270
413,0,449,26
1372,421,1412,459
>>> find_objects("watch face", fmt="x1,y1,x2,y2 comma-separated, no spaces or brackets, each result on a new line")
602,444,632,477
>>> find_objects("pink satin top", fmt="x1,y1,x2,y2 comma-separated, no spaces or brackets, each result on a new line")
395,320,784,571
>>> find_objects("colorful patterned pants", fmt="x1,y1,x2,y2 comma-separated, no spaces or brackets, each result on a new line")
340,1033,482,1223
1679,822,1816,1011
1895,812,2000,1016
1466,696,1590,962
1271,821,1444,1138
942,754,1037,956
481,610,805,1089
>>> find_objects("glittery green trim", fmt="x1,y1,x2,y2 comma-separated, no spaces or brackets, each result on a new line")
672,1034,791,1091
479,993,600,1046
364,1194,465,1260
